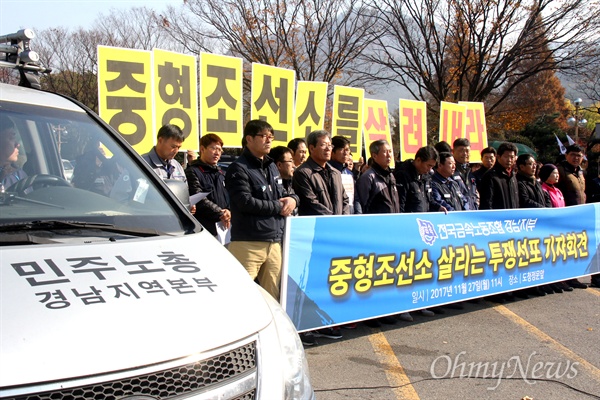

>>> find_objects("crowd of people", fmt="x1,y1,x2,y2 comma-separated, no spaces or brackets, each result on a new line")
140,121,600,346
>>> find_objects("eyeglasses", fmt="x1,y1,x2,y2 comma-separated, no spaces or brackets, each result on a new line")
207,145,223,153
255,133,275,141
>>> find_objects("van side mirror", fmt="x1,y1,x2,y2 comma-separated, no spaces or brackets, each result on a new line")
164,179,191,211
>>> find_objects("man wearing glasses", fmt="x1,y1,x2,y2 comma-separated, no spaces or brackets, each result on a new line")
292,130,350,216
185,133,231,237
225,120,298,302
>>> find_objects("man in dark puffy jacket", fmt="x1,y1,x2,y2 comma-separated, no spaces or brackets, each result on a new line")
515,154,551,209
225,120,298,301
393,146,438,213
185,133,230,237
479,142,519,210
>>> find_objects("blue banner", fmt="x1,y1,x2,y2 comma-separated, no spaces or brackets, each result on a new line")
282,204,600,332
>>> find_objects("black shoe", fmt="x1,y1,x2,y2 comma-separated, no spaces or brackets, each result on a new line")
300,332,317,346
591,279,600,288
313,327,343,339
556,281,573,292
550,284,563,293
503,293,516,301
567,279,588,289
529,287,546,297
515,290,530,299
541,285,554,295
445,302,464,310
380,316,397,325
364,319,382,328
431,307,446,314
558,281,573,292
488,294,506,303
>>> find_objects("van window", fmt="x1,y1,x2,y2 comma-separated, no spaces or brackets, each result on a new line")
0,101,187,234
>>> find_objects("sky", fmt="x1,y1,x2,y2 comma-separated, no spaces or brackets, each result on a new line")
0,0,175,34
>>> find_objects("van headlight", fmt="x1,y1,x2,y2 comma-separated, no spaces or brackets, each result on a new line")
257,288,315,400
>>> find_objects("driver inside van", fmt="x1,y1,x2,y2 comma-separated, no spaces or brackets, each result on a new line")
0,114,27,190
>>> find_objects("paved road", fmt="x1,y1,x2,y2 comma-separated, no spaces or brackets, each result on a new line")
305,277,600,400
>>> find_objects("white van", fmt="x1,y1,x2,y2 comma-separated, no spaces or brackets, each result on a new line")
0,30,314,400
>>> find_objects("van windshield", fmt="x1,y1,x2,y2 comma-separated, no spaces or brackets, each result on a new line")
0,100,187,235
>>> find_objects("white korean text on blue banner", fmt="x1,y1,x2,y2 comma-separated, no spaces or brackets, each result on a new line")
282,204,600,332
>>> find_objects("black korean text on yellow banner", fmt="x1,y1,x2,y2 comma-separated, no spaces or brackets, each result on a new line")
398,99,427,161
200,53,244,148
251,63,296,146
439,101,467,148
363,99,394,169
153,49,199,152
458,102,488,163
98,46,153,154
332,86,364,161
154,49,200,150
294,81,328,141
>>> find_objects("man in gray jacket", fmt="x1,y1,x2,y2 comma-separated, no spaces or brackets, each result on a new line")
292,130,350,216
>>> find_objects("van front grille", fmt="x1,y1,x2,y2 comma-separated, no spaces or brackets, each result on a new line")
6,341,256,400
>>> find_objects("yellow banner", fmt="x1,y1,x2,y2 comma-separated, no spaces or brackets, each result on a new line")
294,81,328,141
153,49,199,152
97,46,153,154
458,102,488,163
200,53,244,148
398,99,427,161
251,63,296,147
439,101,467,147
363,99,394,168
332,86,364,162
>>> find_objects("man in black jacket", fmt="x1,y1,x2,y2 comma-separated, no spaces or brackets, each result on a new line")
225,120,298,301
392,145,439,318
185,133,231,237
357,139,399,214
479,142,519,210
393,146,438,213
478,142,519,302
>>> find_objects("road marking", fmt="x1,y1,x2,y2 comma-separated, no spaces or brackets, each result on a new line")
588,288,600,298
368,329,420,400
493,304,600,381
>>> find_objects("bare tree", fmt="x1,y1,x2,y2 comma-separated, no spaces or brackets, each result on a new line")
574,45,600,114
364,0,600,117
35,27,101,110
93,6,181,52
161,0,378,89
